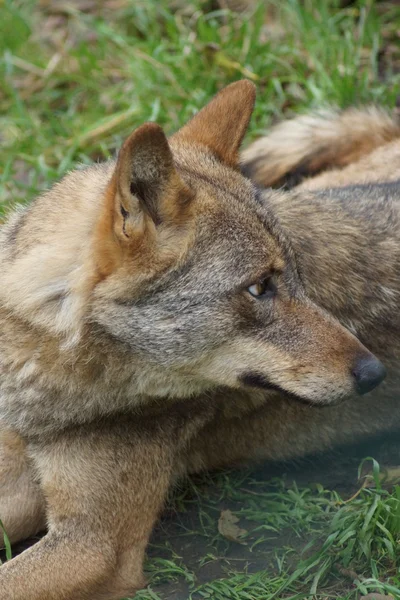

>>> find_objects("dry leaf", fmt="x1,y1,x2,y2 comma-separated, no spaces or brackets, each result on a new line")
218,510,247,544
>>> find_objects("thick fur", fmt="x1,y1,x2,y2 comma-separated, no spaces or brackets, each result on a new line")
242,107,400,189
186,106,400,473
0,86,399,599
0,427,45,543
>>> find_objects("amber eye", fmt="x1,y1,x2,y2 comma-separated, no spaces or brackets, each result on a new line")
247,277,276,299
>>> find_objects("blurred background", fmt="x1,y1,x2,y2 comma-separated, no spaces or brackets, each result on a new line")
1,0,399,209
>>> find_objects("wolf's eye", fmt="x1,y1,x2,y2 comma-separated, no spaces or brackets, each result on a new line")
247,277,276,299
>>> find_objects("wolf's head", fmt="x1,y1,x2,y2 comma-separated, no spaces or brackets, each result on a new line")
1,81,385,411
88,81,385,405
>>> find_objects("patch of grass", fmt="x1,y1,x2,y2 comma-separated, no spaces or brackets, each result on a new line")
0,520,12,563
138,460,400,599
2,0,400,598
1,0,399,210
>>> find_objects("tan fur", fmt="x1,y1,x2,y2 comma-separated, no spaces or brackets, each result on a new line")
0,425,45,543
299,138,400,190
0,85,397,599
242,107,400,189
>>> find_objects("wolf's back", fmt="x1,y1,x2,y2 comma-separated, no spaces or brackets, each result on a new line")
242,107,400,189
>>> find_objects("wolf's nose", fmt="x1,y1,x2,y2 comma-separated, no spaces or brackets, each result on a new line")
352,355,386,395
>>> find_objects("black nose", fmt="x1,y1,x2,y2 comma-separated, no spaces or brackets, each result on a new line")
352,355,386,395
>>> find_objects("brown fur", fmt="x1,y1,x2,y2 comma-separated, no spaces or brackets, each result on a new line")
242,107,400,189
0,84,397,599
186,105,400,473
298,138,400,190
0,426,45,543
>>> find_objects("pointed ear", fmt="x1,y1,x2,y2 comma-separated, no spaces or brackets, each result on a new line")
113,122,192,240
172,80,256,167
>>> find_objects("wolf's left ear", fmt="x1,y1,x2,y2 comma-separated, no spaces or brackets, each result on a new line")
172,79,256,168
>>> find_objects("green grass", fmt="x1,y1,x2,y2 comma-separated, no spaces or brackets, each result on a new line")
1,0,400,598
0,519,12,563
130,458,400,600
1,0,399,211
136,459,400,599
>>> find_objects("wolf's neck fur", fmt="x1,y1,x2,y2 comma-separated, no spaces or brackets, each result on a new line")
0,301,216,436
0,163,117,346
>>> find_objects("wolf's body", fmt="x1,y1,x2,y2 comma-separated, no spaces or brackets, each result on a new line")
0,82,399,599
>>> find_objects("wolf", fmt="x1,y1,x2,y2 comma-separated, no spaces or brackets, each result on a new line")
0,81,396,600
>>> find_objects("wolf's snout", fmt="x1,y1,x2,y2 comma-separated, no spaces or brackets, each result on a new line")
352,355,386,395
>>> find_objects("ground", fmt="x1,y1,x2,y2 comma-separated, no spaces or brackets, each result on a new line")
144,436,400,600
1,1,400,599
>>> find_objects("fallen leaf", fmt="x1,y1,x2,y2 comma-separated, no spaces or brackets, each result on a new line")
218,510,247,544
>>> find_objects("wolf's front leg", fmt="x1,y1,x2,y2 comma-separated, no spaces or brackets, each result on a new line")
0,425,46,544
0,417,179,600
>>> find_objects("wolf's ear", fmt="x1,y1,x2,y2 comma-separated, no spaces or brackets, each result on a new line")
172,80,256,168
112,122,192,240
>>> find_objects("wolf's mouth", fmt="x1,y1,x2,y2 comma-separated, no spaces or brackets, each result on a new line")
239,371,338,408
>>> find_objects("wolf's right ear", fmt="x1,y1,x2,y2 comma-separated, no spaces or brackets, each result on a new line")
172,80,256,168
